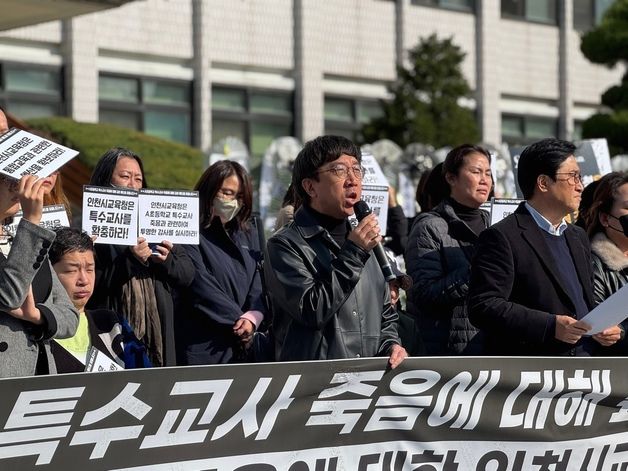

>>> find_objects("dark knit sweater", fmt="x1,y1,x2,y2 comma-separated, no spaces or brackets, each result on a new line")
307,206,350,247
449,198,487,236
541,231,593,356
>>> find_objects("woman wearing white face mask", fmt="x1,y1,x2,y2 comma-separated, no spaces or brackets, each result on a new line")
176,160,267,364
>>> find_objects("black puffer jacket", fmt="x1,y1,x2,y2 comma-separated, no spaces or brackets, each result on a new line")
405,199,488,355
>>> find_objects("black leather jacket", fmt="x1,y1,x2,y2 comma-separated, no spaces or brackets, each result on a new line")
265,205,400,361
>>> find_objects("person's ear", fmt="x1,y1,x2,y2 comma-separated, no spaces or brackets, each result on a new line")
302,179,316,199
537,175,549,193
600,212,610,228
444,172,456,186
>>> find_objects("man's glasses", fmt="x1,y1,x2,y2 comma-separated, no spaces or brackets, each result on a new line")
554,172,584,186
317,164,366,181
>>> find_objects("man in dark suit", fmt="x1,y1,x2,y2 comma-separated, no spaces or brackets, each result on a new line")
469,138,622,356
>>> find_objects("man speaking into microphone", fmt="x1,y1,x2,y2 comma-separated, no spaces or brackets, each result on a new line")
265,135,407,367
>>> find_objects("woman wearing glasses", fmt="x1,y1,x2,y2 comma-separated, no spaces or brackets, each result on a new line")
405,144,492,355
176,160,267,364
265,135,405,365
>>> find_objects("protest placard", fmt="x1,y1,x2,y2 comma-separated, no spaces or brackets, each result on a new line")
490,198,523,225
85,347,124,373
508,145,526,198
138,189,199,244
359,152,390,234
509,139,612,198
81,185,138,245
3,204,70,237
0,128,78,179
575,138,613,186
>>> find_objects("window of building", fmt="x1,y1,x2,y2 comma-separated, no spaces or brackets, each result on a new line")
0,63,63,119
501,0,557,24
99,74,192,145
412,0,475,13
324,96,384,143
573,120,584,141
211,86,294,171
573,0,614,30
501,114,558,145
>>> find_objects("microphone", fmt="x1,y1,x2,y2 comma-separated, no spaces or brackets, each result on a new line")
353,200,396,282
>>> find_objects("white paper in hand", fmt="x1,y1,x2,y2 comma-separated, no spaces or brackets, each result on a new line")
580,284,628,335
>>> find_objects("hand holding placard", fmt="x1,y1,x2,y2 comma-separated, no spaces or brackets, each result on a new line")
0,128,78,179
82,186,199,246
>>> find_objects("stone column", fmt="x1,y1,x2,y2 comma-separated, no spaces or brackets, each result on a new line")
476,0,501,145
294,0,324,141
192,0,212,153
558,0,573,140
62,16,98,123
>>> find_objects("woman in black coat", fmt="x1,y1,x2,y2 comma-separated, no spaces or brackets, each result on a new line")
177,160,266,365
585,171,628,305
583,172,628,353
405,145,492,355
86,147,194,366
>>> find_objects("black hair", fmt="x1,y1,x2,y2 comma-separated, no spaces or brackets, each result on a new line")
443,144,491,178
194,159,253,230
416,163,449,212
89,147,147,188
517,138,576,200
292,135,361,204
49,227,94,265
281,182,301,209
574,179,601,230
585,171,628,237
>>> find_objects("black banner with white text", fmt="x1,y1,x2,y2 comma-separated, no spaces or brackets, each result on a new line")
1,357,628,470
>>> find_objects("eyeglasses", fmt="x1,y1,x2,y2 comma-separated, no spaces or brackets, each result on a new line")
554,172,584,186
317,164,366,181
217,188,243,201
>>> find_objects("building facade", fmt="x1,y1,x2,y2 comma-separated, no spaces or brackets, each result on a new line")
0,0,623,169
